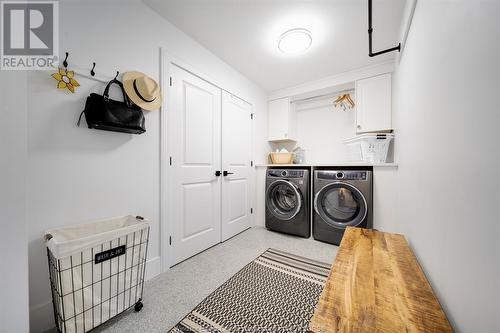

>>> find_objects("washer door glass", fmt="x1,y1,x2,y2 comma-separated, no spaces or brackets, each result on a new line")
315,183,367,229
266,180,302,220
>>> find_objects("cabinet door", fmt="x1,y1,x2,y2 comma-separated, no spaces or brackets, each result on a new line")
287,102,297,141
355,73,392,133
268,97,290,141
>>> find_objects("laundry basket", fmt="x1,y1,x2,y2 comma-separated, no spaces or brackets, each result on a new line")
269,152,293,164
343,133,394,163
44,215,150,333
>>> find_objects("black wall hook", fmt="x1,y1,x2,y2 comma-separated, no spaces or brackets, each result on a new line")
63,52,69,68
114,71,119,80
90,62,96,76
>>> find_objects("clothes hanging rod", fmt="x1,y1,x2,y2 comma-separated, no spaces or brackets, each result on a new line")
368,0,401,57
291,89,354,104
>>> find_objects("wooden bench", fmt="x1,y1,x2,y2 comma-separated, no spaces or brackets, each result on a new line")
308,227,452,333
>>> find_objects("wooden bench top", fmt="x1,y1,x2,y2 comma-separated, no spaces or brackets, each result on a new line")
308,227,452,333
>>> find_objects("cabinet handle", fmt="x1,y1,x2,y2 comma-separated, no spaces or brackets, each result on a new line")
357,125,362,129
284,132,288,138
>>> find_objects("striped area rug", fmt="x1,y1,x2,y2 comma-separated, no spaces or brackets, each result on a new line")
168,249,331,333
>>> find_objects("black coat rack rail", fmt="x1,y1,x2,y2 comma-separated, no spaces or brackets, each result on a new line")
53,52,119,84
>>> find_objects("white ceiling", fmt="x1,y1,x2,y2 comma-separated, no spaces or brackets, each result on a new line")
145,0,407,92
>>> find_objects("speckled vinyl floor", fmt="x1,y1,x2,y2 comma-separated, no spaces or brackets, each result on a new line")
92,226,338,333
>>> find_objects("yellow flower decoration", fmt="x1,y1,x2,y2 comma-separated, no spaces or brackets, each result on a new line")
52,67,80,93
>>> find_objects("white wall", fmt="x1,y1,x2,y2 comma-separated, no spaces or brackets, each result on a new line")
26,1,267,331
392,1,500,331
294,100,356,163
0,73,30,332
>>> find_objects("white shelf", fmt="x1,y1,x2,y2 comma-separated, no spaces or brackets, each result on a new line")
255,162,398,168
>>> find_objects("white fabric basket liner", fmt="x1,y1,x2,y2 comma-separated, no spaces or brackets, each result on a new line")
44,215,150,259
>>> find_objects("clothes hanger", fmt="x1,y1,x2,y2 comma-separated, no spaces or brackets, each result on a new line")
334,94,348,108
333,94,344,105
333,94,344,104
332,93,355,111
345,94,355,108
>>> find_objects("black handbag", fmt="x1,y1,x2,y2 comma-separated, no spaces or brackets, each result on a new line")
78,79,146,134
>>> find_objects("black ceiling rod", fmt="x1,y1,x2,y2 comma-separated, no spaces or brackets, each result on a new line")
368,0,401,57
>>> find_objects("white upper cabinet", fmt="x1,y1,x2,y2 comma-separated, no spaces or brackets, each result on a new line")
355,73,392,133
267,97,297,142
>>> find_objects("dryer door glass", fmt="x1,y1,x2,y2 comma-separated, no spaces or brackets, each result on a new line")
266,180,302,221
315,183,367,228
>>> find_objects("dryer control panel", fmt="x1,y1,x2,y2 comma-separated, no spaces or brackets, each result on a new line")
268,169,306,178
317,170,368,180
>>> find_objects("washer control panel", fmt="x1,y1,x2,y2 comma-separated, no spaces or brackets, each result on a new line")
268,169,306,178
317,170,368,180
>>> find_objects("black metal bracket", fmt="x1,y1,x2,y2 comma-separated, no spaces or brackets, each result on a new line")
368,0,401,57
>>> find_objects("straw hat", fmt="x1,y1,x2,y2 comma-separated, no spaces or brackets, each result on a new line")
123,71,162,111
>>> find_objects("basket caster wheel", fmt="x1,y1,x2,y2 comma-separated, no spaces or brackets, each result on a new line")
134,301,143,312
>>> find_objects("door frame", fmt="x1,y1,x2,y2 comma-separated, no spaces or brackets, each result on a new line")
160,47,255,271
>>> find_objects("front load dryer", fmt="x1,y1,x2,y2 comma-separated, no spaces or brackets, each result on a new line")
265,168,310,238
313,169,373,245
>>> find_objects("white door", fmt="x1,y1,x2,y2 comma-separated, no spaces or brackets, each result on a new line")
169,65,222,265
221,91,253,241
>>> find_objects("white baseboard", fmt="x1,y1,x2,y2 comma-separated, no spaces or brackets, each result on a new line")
32,256,162,333
144,256,161,281
31,301,53,333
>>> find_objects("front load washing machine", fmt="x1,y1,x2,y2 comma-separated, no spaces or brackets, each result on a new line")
265,168,310,238
313,169,372,245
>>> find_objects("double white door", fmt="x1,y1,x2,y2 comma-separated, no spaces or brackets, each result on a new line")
168,65,252,266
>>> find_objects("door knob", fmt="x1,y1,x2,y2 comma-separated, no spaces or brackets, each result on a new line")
223,171,234,176
215,171,222,177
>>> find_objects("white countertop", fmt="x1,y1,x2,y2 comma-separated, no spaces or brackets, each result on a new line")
255,162,398,168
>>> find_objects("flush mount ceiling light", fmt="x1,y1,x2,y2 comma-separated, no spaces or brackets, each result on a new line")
278,28,312,55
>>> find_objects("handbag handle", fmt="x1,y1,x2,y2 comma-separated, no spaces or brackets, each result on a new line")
103,79,130,107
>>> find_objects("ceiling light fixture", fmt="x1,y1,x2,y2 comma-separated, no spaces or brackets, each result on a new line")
278,28,312,55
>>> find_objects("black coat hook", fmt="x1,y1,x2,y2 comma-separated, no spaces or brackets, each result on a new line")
63,52,69,68
90,62,96,77
114,71,119,80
